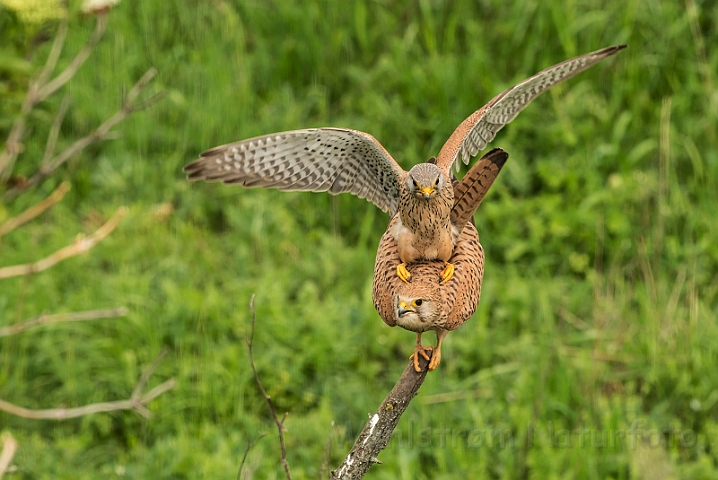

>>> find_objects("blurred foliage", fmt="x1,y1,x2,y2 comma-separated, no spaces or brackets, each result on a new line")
1,0,718,478
0,0,61,24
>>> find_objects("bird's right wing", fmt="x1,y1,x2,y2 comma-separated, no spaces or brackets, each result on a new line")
436,45,627,173
184,128,406,215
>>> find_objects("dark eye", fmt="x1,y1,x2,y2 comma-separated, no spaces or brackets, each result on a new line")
413,180,419,188
434,179,439,187
414,299,423,307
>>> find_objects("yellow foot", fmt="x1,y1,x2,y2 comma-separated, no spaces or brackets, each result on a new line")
427,346,442,371
409,345,433,372
439,262,455,285
397,263,412,284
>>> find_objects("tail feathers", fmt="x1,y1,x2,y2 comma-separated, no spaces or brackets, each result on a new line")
450,148,508,233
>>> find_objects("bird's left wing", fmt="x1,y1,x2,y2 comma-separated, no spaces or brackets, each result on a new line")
436,44,627,173
184,128,406,215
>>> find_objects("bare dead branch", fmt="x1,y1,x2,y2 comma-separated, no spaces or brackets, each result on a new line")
0,351,176,420
0,13,106,179
42,95,71,167
3,69,163,199
131,347,169,399
35,13,108,101
330,354,432,479
247,295,293,480
0,181,70,238
0,432,18,480
237,432,268,480
0,306,127,337
0,206,127,279
36,13,69,88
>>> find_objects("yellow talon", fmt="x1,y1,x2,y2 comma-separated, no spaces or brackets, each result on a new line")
427,347,442,371
397,263,412,284
409,346,433,372
439,262,455,285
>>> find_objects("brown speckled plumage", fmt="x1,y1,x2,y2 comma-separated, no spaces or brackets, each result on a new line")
436,45,627,172
371,148,508,371
372,218,484,331
184,46,625,268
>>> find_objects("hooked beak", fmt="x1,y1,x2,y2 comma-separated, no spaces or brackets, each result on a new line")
420,186,435,200
398,301,414,317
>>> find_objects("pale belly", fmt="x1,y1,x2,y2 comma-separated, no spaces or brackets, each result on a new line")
391,218,456,264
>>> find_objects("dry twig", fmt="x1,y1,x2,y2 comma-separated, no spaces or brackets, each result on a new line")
0,206,127,279
0,182,70,238
0,306,127,338
0,433,18,480
0,13,107,179
329,355,431,479
246,295,293,480
0,349,176,420
236,432,268,480
42,95,72,168
3,69,164,200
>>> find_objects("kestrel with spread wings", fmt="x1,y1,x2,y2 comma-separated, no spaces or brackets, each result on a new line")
184,45,626,285
373,148,508,372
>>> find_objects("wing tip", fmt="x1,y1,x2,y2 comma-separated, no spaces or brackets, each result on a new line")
183,159,204,173
200,146,228,158
598,44,628,58
185,170,207,181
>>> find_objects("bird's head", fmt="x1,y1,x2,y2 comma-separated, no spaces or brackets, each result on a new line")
406,163,446,201
394,288,443,332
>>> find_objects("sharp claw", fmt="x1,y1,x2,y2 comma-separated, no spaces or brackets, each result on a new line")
413,355,421,372
428,346,442,370
439,262,455,285
410,346,434,372
397,263,412,284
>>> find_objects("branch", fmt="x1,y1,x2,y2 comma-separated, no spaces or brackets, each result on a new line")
0,306,127,337
0,206,127,280
41,95,71,168
246,295,293,480
330,354,432,479
36,12,69,89
237,432,268,480
3,69,164,199
0,13,105,179
0,433,18,480
0,181,70,238
0,349,176,420
35,13,108,101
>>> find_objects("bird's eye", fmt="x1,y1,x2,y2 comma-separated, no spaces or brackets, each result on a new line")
412,299,423,307
413,180,419,188
433,179,439,187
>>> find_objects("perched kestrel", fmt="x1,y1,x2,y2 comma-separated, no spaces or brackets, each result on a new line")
373,148,508,372
184,45,626,285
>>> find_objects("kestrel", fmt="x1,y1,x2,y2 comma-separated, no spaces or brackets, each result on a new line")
373,148,508,372
184,45,626,285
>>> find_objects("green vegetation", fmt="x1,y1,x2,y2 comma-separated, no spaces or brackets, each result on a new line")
1,0,717,478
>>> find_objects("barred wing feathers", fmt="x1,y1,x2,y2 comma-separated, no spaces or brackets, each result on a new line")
437,44,627,173
184,128,406,215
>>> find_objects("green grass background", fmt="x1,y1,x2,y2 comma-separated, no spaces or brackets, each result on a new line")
1,0,717,478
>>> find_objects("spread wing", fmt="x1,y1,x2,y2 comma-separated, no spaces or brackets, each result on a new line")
184,128,406,215
436,44,627,172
